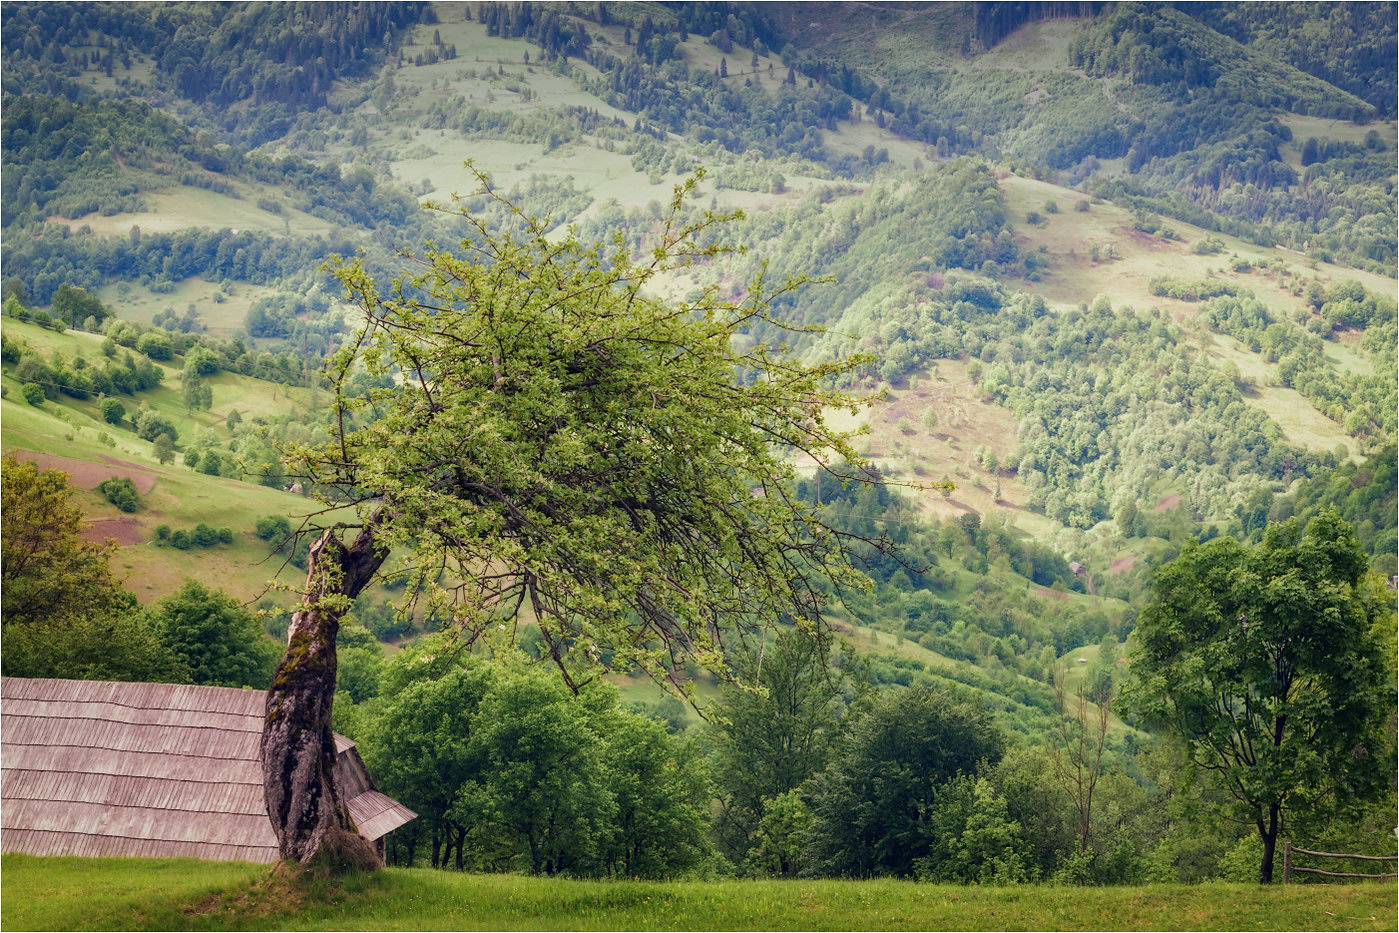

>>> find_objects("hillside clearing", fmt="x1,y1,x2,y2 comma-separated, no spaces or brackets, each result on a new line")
3,855,1394,932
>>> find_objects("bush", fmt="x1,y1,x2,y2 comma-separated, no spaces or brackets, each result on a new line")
135,410,178,443
21,383,44,405
135,332,173,360
97,477,139,513
99,398,126,425
255,515,292,541
153,522,233,549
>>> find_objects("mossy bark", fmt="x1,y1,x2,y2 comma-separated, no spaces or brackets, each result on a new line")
261,522,385,866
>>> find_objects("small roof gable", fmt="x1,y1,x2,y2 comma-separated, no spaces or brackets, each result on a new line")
2,677,415,863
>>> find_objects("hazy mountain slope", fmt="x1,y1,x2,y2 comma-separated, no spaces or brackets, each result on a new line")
1181,1,1399,117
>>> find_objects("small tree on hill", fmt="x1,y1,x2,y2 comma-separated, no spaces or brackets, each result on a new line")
99,398,126,425
262,172,883,868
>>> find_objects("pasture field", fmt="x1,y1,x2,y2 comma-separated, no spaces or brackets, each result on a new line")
94,278,282,338
52,185,340,240
3,855,1394,932
1000,174,1391,311
997,171,1383,463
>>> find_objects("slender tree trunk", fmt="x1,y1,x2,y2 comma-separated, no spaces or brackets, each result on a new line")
261,521,386,867
1259,804,1280,884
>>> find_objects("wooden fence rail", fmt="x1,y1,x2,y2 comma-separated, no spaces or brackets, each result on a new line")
1283,842,1399,883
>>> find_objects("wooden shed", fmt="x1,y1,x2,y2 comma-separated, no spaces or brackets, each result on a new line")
1,677,415,863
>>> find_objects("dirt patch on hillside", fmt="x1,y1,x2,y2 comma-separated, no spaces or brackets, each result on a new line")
11,450,162,494
83,517,143,546
1121,226,1182,253
1155,493,1182,512
1107,554,1139,575
1034,587,1069,600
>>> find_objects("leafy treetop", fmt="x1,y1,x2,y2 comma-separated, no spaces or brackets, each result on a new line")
1124,508,1391,883
284,169,887,694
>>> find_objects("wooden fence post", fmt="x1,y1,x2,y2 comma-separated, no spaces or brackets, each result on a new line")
1283,841,1292,884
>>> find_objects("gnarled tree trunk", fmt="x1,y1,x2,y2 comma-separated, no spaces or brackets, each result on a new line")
262,521,385,867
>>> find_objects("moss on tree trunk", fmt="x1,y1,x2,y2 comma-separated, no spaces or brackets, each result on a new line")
261,521,385,868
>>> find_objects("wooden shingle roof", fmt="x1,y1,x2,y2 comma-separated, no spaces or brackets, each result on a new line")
1,677,415,863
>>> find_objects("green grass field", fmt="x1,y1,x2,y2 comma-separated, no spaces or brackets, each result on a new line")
94,278,282,338
3,855,1394,932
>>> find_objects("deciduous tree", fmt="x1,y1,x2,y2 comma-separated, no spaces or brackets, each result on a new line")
261,173,878,867
155,580,280,688
1125,509,1390,883
1,456,128,626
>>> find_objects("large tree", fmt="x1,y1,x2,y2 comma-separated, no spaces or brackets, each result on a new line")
1125,509,1391,883
805,684,1005,877
1,455,129,626
710,628,846,868
262,175,879,867
0,456,187,683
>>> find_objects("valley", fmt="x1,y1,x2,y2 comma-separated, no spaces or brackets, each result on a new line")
1,0,1394,915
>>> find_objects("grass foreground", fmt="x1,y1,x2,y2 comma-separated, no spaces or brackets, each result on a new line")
3,855,1396,932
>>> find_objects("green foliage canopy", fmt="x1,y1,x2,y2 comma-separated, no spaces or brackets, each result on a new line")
806,684,1005,877
154,580,279,689
286,173,876,690
1125,509,1391,883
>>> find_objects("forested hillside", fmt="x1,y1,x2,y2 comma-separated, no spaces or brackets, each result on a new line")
1,0,1394,901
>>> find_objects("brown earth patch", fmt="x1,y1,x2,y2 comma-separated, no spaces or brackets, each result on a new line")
11,450,162,494
1034,587,1069,600
83,517,143,546
1155,493,1182,512
1107,554,1139,575
1121,226,1181,252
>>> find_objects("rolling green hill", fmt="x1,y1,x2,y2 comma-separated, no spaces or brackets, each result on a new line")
1,1,1395,902
2,0,1392,690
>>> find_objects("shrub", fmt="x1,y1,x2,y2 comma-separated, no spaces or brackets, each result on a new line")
136,332,173,360
99,398,125,425
21,383,44,405
256,515,292,541
135,410,178,443
97,477,139,513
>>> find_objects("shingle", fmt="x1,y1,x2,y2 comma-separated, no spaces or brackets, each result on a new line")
0,677,416,861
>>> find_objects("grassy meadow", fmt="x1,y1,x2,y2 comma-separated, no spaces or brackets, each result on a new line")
3,855,1395,932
